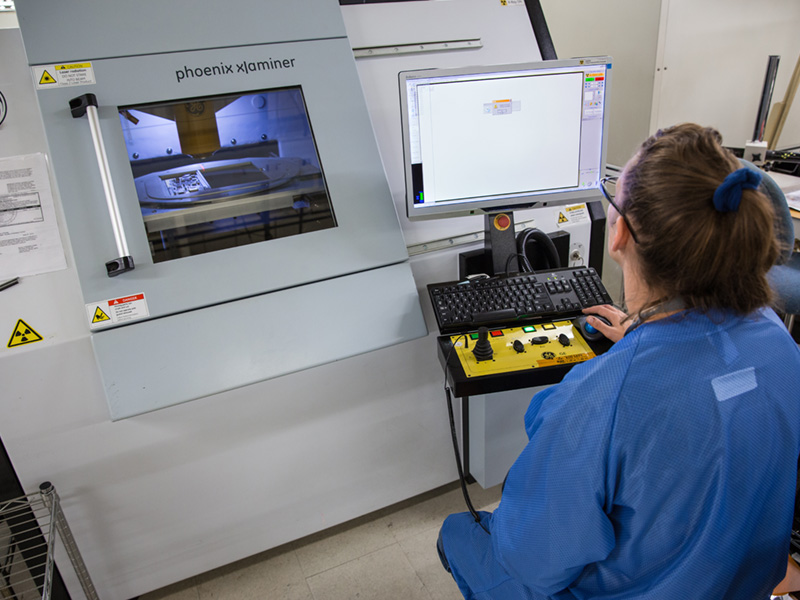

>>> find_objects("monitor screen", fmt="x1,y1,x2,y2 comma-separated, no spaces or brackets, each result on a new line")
400,57,611,220
118,87,336,264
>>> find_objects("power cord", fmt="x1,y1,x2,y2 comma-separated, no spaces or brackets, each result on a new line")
504,252,533,274
442,334,490,534
516,228,561,271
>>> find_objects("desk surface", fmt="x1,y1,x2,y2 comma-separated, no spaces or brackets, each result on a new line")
770,171,800,239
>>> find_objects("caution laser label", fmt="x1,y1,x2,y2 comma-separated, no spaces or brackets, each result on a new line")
565,203,589,223
86,293,149,329
33,62,96,89
7,319,43,348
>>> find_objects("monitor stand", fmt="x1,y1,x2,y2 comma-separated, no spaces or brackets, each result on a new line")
456,212,520,279
458,211,572,280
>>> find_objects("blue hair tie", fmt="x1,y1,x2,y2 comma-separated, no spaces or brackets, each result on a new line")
712,168,762,212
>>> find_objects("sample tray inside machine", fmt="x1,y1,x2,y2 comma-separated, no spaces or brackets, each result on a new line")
119,87,337,264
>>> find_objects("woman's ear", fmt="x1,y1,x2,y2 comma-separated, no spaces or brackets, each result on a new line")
609,214,633,253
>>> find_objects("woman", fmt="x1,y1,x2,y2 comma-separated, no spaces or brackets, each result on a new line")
438,124,800,599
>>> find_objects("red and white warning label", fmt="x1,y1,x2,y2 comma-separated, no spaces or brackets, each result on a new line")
86,293,149,329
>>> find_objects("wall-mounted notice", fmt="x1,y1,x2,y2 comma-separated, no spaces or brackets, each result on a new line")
0,153,66,280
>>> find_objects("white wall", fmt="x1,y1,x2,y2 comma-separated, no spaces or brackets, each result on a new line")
539,0,662,167
542,0,800,159
652,0,800,150
0,10,17,28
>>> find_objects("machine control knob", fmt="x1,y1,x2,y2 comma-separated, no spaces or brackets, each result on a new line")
530,336,548,345
512,339,525,353
472,327,494,361
558,333,570,347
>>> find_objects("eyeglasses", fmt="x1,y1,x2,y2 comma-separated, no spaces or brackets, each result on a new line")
600,176,639,244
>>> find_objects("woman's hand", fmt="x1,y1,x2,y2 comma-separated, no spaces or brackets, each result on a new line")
581,305,629,343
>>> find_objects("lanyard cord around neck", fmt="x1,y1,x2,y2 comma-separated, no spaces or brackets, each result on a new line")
624,297,687,337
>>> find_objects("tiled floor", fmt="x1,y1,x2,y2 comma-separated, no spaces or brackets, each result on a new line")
139,481,501,600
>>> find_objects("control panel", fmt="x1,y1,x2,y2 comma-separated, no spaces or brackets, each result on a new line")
438,317,612,397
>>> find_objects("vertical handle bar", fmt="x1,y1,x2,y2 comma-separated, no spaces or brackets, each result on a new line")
69,93,134,277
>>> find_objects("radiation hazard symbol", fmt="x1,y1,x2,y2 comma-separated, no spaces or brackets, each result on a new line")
7,319,43,348
38,70,57,85
558,212,569,224
92,307,110,323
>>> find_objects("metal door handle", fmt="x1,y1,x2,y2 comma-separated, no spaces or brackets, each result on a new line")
69,93,135,277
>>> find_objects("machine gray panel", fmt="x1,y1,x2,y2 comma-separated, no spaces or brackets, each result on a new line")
33,38,409,320
15,0,346,64
92,262,427,420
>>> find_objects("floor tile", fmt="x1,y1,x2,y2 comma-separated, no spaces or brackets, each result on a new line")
139,578,199,600
139,482,501,600
398,526,463,600
469,482,503,512
293,513,396,577
306,544,431,600
385,482,501,543
195,549,313,600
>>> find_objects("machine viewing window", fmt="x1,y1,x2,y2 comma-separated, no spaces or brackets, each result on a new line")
400,58,611,219
118,87,336,263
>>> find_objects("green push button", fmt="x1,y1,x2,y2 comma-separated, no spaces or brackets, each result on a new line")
523,326,536,333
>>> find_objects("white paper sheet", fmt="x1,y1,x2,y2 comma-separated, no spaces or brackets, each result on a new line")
786,188,800,213
0,153,66,280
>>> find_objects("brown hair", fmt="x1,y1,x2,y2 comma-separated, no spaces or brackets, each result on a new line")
620,123,779,317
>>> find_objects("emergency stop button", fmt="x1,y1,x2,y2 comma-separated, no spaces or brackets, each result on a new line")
493,213,511,231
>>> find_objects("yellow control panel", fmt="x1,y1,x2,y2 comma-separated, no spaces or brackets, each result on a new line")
450,320,596,378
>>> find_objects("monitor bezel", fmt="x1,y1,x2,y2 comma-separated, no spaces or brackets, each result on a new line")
399,56,612,221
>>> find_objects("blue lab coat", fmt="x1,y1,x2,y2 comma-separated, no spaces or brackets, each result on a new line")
440,308,800,599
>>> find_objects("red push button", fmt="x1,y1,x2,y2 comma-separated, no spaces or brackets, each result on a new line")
493,214,511,231
490,330,504,337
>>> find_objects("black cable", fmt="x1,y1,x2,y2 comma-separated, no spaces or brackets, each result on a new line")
504,252,531,275
517,228,561,270
442,335,490,534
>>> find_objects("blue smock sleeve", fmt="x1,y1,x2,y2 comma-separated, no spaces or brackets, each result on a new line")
489,352,626,596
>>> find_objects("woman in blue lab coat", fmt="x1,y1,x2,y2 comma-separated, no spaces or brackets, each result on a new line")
437,123,800,599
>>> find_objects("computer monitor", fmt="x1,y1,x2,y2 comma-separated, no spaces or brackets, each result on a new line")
400,57,612,221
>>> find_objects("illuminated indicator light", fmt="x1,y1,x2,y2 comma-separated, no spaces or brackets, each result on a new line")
470,333,480,340
490,330,504,337
542,323,556,330
596,76,605,81
523,326,536,332
585,77,595,82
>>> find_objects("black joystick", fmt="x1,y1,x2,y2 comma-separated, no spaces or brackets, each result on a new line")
472,327,494,361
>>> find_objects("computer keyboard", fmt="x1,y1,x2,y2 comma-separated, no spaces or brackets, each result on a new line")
428,266,613,334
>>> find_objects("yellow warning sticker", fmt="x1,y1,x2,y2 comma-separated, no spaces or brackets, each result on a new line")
565,203,589,223
86,293,149,329
92,307,110,323
56,63,92,70
558,212,569,224
7,319,43,348
33,62,95,90
38,70,57,85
